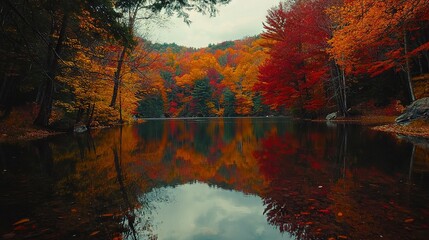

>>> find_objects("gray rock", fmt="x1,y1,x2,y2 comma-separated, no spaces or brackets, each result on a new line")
74,125,88,133
396,97,429,125
326,112,337,121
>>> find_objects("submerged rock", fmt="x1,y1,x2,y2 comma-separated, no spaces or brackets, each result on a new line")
326,112,337,121
396,98,429,125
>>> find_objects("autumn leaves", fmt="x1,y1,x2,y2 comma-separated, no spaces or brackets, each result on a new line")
256,0,429,117
148,38,269,118
141,0,429,119
151,0,428,118
2,0,428,123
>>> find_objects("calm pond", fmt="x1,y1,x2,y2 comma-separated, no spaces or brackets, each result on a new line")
1,118,429,239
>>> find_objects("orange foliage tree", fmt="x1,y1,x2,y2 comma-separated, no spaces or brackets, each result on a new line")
328,0,429,102
152,37,270,117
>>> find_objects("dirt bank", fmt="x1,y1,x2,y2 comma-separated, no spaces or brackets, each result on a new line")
0,125,63,143
372,120,429,139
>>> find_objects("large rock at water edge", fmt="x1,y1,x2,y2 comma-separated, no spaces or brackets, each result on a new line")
396,98,429,124
74,125,88,133
326,112,337,121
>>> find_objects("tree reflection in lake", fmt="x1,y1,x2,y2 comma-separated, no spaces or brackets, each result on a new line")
255,122,429,239
1,118,429,239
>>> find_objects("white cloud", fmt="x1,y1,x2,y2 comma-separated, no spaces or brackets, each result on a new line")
139,183,288,240
144,0,280,48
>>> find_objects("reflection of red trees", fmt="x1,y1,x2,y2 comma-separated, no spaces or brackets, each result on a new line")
329,167,429,240
90,121,429,240
255,129,429,240
87,122,429,240
254,132,345,239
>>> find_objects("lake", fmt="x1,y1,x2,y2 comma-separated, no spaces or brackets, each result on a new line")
1,118,428,239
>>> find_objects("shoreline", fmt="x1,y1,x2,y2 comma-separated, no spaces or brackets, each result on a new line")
313,115,396,125
0,127,65,143
1,116,428,143
372,123,429,139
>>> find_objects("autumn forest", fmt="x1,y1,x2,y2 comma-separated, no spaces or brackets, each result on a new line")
2,1,429,239
1,0,428,130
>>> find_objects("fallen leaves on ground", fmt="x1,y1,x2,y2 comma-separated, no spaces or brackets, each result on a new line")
373,122,429,138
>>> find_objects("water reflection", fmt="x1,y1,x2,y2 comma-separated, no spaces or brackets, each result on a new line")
141,183,286,240
255,122,429,239
0,118,429,239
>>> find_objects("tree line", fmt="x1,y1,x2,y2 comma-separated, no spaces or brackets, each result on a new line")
1,0,428,127
129,0,429,119
137,37,273,118
256,0,429,118
0,0,230,128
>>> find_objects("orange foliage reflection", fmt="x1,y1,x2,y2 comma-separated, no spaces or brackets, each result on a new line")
2,119,429,239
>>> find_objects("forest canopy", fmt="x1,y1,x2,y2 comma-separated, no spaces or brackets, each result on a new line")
0,0,428,129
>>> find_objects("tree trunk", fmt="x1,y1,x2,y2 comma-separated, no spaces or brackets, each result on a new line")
0,80,14,119
34,13,68,127
333,62,347,117
35,83,44,104
75,107,84,124
404,29,416,102
86,103,95,128
418,54,423,75
330,63,342,115
0,65,10,103
36,16,56,105
422,51,429,73
341,66,347,116
110,46,127,107
426,52,429,72
119,90,123,123
112,128,138,240
408,145,415,181
0,64,19,119
338,124,348,178
110,5,139,109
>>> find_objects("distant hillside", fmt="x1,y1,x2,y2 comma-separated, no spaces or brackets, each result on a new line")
207,36,259,52
137,35,275,118
148,42,196,53
147,35,260,53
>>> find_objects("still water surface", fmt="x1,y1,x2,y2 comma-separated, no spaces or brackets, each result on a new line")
1,118,428,239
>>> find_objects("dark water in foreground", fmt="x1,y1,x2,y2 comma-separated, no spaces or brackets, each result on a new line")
1,118,429,240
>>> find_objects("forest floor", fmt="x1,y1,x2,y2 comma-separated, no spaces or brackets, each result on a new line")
325,115,429,139
0,125,62,143
0,105,63,143
322,115,396,125
372,119,429,139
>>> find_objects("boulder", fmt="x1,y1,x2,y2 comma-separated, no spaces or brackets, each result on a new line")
396,97,429,125
326,112,337,121
74,125,88,133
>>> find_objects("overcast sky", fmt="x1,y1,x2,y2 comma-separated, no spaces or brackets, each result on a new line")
145,0,280,48
144,183,286,239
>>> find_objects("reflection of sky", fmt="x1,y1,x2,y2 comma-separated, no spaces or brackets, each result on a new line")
141,183,291,240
